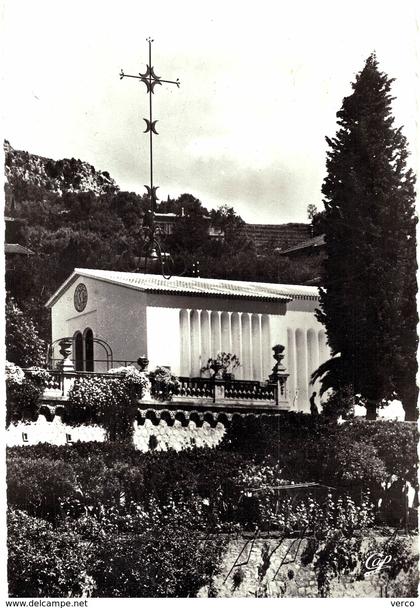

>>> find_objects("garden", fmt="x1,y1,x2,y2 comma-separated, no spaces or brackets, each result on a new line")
7,409,418,598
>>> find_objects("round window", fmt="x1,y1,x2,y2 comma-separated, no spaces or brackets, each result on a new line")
74,283,88,312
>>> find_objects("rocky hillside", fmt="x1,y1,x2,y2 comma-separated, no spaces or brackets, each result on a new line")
4,140,119,196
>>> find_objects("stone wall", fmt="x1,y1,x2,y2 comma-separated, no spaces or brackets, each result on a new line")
133,418,225,451
6,415,226,451
198,535,417,598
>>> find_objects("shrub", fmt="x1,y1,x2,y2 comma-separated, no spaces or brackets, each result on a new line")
340,419,419,485
149,366,180,401
6,297,46,367
87,504,225,597
66,369,148,439
8,499,226,598
7,510,89,597
5,362,45,425
7,457,77,521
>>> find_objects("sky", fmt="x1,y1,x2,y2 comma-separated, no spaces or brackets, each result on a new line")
1,0,418,223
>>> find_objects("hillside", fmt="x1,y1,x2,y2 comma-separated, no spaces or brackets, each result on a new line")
4,140,119,197
4,141,322,342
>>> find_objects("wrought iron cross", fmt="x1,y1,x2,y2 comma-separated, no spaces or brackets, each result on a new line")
120,37,180,219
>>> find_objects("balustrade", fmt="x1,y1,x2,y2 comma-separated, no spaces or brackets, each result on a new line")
37,369,283,409
175,377,214,399
224,380,276,402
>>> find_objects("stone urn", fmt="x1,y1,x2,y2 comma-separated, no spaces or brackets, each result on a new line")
59,338,72,359
58,338,74,371
271,344,287,375
269,344,289,404
137,355,149,372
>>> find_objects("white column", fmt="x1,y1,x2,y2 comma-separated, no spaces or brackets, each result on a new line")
200,310,211,371
231,312,242,379
220,312,231,353
261,314,271,380
307,328,318,399
251,313,262,380
190,310,201,377
318,330,329,365
179,309,190,376
210,311,221,357
295,328,308,411
241,313,252,380
287,328,297,405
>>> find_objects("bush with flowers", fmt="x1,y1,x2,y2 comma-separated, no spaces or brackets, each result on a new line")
5,361,47,425
149,366,180,401
107,365,151,394
67,366,149,440
5,361,25,385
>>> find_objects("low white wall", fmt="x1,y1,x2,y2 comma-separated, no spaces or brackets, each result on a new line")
6,415,106,447
133,419,226,452
6,416,226,451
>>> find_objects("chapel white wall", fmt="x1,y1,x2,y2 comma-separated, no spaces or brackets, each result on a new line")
50,280,331,413
51,278,148,370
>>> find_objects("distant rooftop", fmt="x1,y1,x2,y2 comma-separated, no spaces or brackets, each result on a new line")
5,243,34,255
278,234,325,255
240,223,310,252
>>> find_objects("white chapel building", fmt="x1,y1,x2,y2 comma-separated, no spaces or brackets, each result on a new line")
46,269,330,412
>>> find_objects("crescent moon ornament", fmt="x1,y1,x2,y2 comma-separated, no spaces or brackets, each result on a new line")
120,39,180,279
143,118,159,134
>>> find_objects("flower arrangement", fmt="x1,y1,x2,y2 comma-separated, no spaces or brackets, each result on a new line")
201,352,240,379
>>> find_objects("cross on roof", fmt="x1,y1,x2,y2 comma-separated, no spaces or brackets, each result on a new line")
120,38,180,217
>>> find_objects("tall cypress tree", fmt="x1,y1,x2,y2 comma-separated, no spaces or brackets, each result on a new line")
316,54,418,420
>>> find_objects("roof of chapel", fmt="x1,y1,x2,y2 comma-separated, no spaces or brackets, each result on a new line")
45,268,320,308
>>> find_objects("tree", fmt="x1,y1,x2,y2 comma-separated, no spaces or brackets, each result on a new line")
316,54,418,420
6,296,46,367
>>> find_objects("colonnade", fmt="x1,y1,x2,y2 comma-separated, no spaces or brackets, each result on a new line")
179,309,330,411
179,309,272,380
287,327,329,410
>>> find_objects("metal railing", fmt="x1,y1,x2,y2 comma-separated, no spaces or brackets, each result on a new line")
48,359,139,371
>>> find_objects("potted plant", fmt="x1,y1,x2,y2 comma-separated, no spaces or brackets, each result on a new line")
201,352,240,380
149,366,180,401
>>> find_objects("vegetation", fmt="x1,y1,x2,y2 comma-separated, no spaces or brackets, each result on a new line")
315,54,418,420
6,296,46,367
7,421,417,597
66,366,149,439
5,362,49,425
149,366,180,401
201,352,240,378
8,506,225,598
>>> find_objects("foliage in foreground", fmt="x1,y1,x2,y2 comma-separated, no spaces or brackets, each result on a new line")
8,507,225,598
7,414,417,526
7,413,418,598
